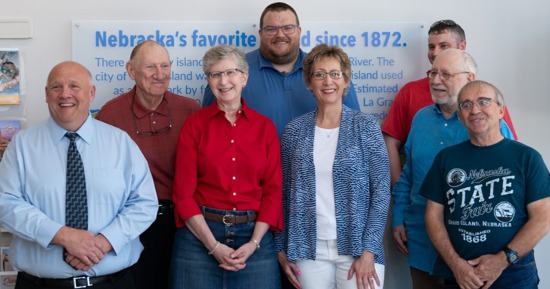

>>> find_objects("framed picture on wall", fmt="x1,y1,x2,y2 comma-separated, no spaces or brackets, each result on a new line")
0,247,12,272
0,118,25,161
0,49,21,105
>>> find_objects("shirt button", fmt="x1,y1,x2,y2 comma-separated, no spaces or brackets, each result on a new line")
233,192,237,196
232,157,236,161
444,123,448,127
230,140,234,143
440,141,444,145
152,121,157,125
238,110,242,114
232,176,236,180
233,208,237,211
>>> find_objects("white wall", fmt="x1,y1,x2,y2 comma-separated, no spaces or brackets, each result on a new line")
1,0,549,288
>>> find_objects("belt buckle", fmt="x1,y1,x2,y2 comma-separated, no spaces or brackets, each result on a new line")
73,276,92,288
222,214,234,225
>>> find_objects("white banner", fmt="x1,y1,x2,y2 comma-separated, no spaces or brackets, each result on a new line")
73,20,428,121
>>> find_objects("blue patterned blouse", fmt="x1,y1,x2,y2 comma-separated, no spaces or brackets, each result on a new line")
275,105,390,265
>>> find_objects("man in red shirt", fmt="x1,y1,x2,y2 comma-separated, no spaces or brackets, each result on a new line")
95,40,200,289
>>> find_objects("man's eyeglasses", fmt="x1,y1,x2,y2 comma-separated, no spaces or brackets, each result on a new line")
206,68,244,80
428,70,469,81
261,25,298,36
312,70,343,80
132,95,172,136
430,19,457,29
458,97,498,111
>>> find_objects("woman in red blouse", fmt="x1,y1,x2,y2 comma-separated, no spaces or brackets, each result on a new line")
170,45,283,289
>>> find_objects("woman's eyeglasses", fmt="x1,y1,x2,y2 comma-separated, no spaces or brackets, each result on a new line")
206,68,243,80
312,70,343,80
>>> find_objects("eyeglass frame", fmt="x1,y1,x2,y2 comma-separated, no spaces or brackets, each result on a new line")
261,24,299,36
458,97,500,111
428,70,469,81
1,67,15,75
312,70,344,80
131,94,172,136
206,68,244,80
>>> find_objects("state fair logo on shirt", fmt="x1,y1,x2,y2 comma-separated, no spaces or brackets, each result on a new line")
446,168,466,187
494,201,515,223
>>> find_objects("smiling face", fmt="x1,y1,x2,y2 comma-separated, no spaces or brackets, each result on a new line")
259,10,301,66
458,82,504,140
45,61,96,131
307,57,349,107
207,56,248,107
126,42,171,100
429,49,474,109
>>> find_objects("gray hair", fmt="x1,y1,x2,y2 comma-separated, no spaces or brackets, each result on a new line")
202,45,248,74
461,51,478,75
458,80,505,106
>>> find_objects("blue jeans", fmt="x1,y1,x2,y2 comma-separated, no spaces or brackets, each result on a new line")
170,207,281,289
443,250,539,289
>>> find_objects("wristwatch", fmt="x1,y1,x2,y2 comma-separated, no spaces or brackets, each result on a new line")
503,246,519,265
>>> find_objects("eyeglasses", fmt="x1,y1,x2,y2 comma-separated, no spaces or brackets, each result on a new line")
261,25,298,36
131,94,172,136
428,70,469,81
1,67,15,75
430,19,457,29
312,70,343,80
458,97,498,111
206,68,244,80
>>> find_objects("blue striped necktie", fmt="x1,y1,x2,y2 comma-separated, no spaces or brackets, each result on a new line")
65,132,88,230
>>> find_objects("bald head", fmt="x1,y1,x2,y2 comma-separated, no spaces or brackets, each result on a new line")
47,61,92,86
129,40,170,64
432,48,477,76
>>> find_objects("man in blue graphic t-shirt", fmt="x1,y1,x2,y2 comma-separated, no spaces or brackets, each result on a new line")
421,80,550,289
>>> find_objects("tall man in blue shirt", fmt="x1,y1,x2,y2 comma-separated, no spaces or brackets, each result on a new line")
202,2,360,137
0,61,158,289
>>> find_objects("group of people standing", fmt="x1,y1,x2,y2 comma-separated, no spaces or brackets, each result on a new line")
0,2,548,289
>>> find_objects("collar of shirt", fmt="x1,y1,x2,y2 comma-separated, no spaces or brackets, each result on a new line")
131,87,170,119
431,103,458,119
205,98,253,122
48,114,94,146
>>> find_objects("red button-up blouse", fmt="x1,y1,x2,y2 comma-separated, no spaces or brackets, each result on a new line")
173,100,283,231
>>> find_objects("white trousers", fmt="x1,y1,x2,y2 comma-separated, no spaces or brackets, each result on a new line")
296,239,385,289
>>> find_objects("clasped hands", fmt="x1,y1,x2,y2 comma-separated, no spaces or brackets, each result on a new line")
452,253,508,289
210,241,257,272
54,227,112,271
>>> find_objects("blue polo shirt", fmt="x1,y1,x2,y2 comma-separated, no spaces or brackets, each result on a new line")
202,48,360,137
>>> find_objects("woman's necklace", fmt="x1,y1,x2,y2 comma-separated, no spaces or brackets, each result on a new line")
316,126,339,139
316,107,341,139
